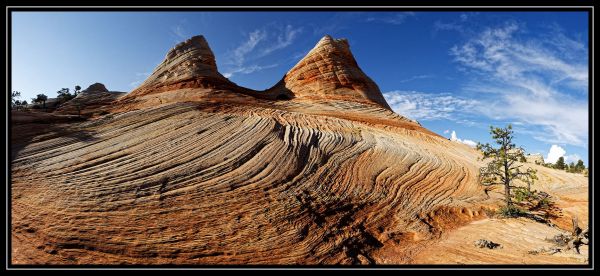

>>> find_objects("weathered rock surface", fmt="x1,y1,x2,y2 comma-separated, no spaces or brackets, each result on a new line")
409,218,588,264
526,153,545,165
268,35,391,109
119,35,293,109
84,83,109,93
10,34,588,265
27,97,62,111
13,100,480,264
119,35,389,111
126,36,233,97
54,83,126,116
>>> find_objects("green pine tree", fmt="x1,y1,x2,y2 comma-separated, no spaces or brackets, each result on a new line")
555,156,566,170
477,124,537,209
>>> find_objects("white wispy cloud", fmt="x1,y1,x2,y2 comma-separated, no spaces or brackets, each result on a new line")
129,80,142,88
222,64,278,78
451,21,587,87
398,74,434,83
450,130,478,148
224,25,302,78
459,12,479,22
231,29,267,67
449,21,588,147
383,91,480,122
170,18,191,43
542,23,586,61
433,20,465,34
129,72,151,88
564,154,582,164
366,12,416,25
171,25,188,41
260,25,303,56
431,13,479,36
311,12,363,35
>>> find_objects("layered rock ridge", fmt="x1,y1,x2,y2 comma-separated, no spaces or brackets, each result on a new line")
268,35,390,109
54,83,126,116
125,35,235,98
11,33,588,266
120,35,390,110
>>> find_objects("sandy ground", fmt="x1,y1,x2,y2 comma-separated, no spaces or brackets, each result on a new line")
412,218,588,264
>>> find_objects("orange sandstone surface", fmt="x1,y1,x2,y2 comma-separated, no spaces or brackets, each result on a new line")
11,35,588,265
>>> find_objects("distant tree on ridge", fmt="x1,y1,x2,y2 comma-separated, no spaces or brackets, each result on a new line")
11,91,21,109
33,94,48,110
555,156,566,170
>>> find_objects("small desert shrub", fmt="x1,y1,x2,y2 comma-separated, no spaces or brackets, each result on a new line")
482,207,497,218
498,205,527,218
548,233,571,247
512,188,554,210
474,239,502,249
513,188,533,203
538,196,552,208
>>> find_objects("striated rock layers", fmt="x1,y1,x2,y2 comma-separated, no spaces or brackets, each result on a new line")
54,83,126,116
118,35,389,110
11,102,487,265
126,36,234,96
268,35,391,109
11,34,587,265
120,35,292,107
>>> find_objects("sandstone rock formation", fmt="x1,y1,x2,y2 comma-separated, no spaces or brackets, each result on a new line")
118,35,389,111
28,97,61,111
54,83,126,116
120,35,292,108
526,153,545,165
268,35,391,109
84,82,109,93
12,101,485,264
11,34,588,265
125,36,233,97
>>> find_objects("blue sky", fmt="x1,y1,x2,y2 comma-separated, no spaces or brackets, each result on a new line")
11,11,589,165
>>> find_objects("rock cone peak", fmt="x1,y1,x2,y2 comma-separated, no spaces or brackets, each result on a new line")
123,34,391,110
83,82,109,93
279,35,391,109
165,35,217,70
125,35,231,98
